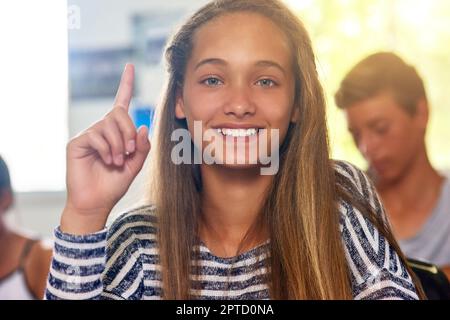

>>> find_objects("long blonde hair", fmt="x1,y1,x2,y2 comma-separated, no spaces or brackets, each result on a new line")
148,0,425,299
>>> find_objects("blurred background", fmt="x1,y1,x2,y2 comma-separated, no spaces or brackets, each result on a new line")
0,0,449,237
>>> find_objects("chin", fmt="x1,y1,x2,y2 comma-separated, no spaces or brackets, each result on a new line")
218,162,261,169
375,169,403,186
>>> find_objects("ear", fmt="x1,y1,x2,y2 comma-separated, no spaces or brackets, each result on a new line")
415,98,429,130
175,90,187,120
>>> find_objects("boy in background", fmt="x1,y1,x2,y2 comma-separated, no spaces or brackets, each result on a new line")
335,52,450,279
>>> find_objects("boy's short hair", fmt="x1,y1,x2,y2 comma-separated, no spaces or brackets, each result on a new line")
334,52,427,115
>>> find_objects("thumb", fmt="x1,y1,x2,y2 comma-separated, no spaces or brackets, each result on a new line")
127,126,151,174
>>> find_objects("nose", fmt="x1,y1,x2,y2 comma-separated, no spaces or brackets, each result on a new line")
223,85,256,119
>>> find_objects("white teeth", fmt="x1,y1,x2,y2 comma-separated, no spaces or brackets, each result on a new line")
215,128,259,137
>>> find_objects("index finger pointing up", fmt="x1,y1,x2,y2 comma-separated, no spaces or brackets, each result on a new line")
114,63,135,111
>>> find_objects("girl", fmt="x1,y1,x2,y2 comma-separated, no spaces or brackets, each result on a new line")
0,156,52,299
46,0,424,299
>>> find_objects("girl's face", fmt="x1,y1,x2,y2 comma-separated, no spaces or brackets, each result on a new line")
176,12,297,169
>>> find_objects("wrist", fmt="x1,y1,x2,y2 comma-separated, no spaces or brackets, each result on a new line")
60,204,110,235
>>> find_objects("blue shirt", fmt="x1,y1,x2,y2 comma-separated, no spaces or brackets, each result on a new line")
400,177,450,266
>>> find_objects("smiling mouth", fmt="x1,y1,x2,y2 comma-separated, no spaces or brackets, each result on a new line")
215,128,261,137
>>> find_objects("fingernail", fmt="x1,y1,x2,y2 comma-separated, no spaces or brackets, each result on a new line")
106,155,112,165
115,154,124,165
127,140,135,153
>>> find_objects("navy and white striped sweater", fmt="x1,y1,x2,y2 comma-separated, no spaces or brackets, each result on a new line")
45,161,419,300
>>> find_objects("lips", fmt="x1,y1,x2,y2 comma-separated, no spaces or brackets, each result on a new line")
211,123,265,138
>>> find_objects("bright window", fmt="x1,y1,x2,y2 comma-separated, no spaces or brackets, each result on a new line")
285,0,450,171
0,1,68,191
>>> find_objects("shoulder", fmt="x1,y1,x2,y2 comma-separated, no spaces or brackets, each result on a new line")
333,160,374,198
108,204,157,234
24,239,53,299
28,239,53,264
102,205,159,298
106,204,158,248
333,162,418,298
22,236,52,271
333,160,387,222
105,204,158,263
333,160,387,251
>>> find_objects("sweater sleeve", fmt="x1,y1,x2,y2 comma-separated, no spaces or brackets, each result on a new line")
45,227,108,300
45,206,154,300
335,161,420,300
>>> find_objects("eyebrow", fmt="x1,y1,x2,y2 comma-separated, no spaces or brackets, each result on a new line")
348,118,387,132
194,58,286,75
254,60,286,75
194,58,227,70
367,118,388,128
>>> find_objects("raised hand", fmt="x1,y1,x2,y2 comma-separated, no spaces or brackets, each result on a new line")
61,64,151,234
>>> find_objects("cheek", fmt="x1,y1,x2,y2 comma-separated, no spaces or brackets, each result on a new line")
392,122,417,145
385,126,418,159
183,87,222,124
259,99,294,135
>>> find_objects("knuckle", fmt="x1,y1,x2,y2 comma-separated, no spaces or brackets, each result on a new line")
116,110,134,131
114,105,126,115
99,146,109,155
125,125,137,139
103,115,115,127
108,135,121,151
103,111,117,124
106,108,116,117
85,130,95,140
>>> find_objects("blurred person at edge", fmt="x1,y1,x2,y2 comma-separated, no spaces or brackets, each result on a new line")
0,155,52,299
335,52,450,280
